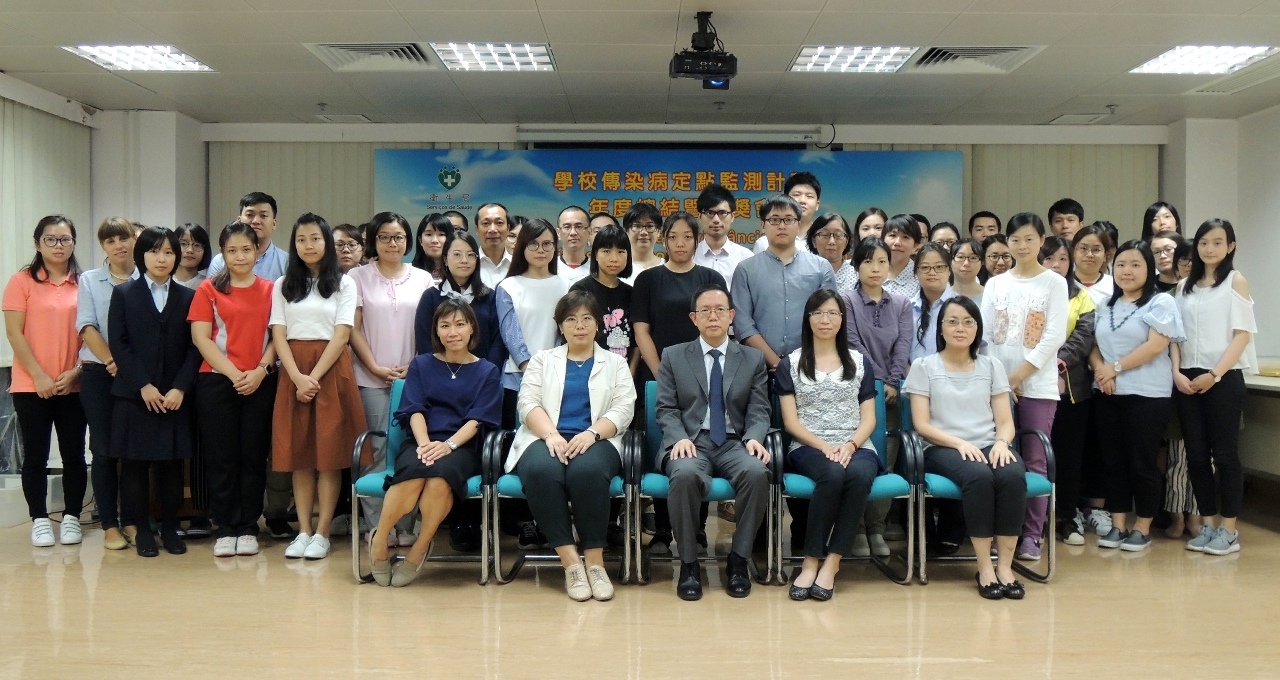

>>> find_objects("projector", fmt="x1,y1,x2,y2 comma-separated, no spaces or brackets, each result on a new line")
669,11,737,90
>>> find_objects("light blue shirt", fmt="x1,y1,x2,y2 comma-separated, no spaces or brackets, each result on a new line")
207,242,289,281
1094,293,1185,398
146,274,170,312
730,249,835,358
910,287,957,362
75,266,140,364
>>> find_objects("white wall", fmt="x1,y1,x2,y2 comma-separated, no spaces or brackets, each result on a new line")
1237,104,1280,356
1163,119,1238,232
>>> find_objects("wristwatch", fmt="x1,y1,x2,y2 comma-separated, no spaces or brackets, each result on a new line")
259,362,278,375
1211,371,1222,384
446,439,458,451
1112,360,1124,374
586,428,602,442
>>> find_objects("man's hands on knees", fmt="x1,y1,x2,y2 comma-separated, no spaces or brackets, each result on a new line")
670,439,697,459
746,439,771,464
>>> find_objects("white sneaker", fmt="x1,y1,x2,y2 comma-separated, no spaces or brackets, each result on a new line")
31,518,55,547
60,516,82,545
1087,508,1113,537
285,533,312,559
303,534,331,560
235,535,260,556
213,536,238,557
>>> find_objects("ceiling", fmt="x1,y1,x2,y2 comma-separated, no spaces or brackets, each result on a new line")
4,0,1280,125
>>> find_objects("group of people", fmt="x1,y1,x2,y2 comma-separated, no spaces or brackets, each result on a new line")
4,175,1255,602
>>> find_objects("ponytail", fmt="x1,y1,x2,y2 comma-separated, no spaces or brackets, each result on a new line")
212,221,259,294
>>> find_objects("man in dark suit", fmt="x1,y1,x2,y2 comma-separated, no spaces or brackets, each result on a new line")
656,283,771,600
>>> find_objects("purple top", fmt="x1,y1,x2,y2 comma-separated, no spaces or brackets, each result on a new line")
841,285,912,387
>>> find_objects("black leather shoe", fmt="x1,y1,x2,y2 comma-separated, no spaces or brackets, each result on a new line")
999,578,1025,600
135,530,159,558
162,530,187,555
677,562,702,601
976,572,1003,600
808,583,834,602
725,552,752,598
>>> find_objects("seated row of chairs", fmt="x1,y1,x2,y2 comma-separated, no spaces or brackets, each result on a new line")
349,379,1056,588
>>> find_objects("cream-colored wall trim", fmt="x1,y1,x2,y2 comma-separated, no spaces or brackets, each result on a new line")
0,73,98,129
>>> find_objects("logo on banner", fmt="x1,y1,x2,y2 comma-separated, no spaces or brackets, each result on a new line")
438,166,462,190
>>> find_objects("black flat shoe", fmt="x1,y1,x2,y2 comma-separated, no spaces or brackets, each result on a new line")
162,531,187,555
998,578,1025,600
725,553,752,598
677,562,703,601
808,583,834,602
788,573,812,601
135,530,159,558
976,572,1003,600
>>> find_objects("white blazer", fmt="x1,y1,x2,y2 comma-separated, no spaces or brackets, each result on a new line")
507,344,635,472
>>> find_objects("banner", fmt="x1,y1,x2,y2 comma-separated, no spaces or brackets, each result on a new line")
375,148,963,246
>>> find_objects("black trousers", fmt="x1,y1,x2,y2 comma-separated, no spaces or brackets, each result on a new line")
517,440,622,550
925,445,1026,538
80,363,132,529
1051,397,1091,518
1082,397,1108,500
1095,393,1172,519
197,372,276,538
790,450,878,558
121,459,184,533
1176,368,1246,519
13,392,87,520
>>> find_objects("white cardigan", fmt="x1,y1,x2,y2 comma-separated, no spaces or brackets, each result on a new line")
507,344,635,472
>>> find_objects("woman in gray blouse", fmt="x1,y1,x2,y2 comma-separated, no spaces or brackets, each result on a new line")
903,296,1026,600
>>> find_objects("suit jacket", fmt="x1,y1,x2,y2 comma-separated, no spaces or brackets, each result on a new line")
108,277,202,400
654,338,770,466
508,344,635,472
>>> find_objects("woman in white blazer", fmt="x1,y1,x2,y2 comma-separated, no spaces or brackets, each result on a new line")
510,289,635,602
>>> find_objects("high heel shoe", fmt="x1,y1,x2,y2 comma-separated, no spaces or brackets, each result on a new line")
998,577,1025,600
370,529,393,586
975,572,1003,600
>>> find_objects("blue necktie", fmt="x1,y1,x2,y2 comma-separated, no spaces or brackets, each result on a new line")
708,349,726,446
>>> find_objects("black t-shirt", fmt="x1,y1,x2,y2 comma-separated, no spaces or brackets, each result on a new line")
631,264,727,382
570,276,635,358
1155,278,1178,293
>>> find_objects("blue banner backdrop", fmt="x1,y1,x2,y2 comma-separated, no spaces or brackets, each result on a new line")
374,148,963,246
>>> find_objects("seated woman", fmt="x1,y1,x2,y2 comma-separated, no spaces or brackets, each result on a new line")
510,289,635,602
777,289,878,602
369,299,502,587
902,296,1027,600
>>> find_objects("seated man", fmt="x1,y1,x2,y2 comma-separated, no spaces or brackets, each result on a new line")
656,283,771,601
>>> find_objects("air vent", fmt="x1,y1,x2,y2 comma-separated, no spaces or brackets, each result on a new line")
1190,53,1280,94
316,114,371,123
1048,113,1110,125
304,43,438,72
907,46,1045,74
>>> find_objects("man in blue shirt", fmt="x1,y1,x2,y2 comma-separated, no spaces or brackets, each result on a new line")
206,191,289,281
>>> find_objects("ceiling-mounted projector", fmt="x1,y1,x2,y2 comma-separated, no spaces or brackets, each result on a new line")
670,11,737,90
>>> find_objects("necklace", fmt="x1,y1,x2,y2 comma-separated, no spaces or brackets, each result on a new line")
570,356,591,369
109,268,130,283
1108,300,1142,332
444,361,462,380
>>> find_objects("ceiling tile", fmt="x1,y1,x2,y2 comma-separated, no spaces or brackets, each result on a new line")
449,71,564,96
172,93,300,122
951,95,1076,113
939,111,1049,125
541,10,679,45
340,71,465,99
551,43,672,72
980,72,1112,99
667,71,781,96
467,94,572,122
400,11,547,42
1012,44,1165,75
722,44,807,73
10,72,178,110
125,12,287,44
95,0,253,10
1058,13,1230,45
932,13,1095,45
0,0,113,11
115,72,251,96
1108,0,1262,14
180,44,333,73
802,11,958,46
565,95,669,123
858,95,973,114
391,0,537,8
822,0,972,12
0,12,162,44
965,0,1121,12
1244,0,1280,13
875,73,1002,97
1198,15,1280,44
533,0,677,8
755,94,871,124
773,72,891,97
0,19,39,46
1085,73,1219,95
665,93,769,116
245,0,394,9
257,11,418,43
236,71,362,97
262,94,386,121
0,45,108,73
675,11,818,46
557,71,670,95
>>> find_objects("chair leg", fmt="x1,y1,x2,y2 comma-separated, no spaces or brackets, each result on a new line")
773,489,787,586
1012,488,1055,584
478,489,491,586
493,496,526,585
756,486,775,585
618,488,632,584
352,489,373,584
635,496,651,585
868,493,914,585
917,490,930,585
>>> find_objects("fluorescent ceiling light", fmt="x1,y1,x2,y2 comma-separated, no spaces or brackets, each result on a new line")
428,42,555,72
62,45,212,72
1130,46,1279,75
791,46,919,73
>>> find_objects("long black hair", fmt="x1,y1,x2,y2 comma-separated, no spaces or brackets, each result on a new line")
1040,236,1081,298
281,212,342,304
412,213,452,274
1182,218,1237,296
28,215,82,283
950,238,984,282
1142,201,1182,241
440,230,491,299
174,223,212,271
211,221,259,294
914,242,952,346
507,218,558,278
798,289,857,382
1108,239,1158,309
935,296,983,360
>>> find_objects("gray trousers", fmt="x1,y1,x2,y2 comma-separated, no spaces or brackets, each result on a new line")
664,432,769,562
359,386,415,533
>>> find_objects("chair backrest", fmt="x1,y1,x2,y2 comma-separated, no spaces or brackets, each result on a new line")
768,377,891,470
897,389,914,435
384,379,407,476
644,380,661,475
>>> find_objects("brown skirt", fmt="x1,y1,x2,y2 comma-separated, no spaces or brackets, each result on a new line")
272,340,369,472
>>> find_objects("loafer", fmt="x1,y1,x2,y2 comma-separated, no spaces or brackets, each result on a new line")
103,527,129,551
725,552,752,598
999,578,1025,600
676,561,702,601
370,530,393,586
162,530,187,555
563,563,592,601
390,553,428,587
976,573,1003,600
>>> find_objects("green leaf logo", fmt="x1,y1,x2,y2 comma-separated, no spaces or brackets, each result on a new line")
438,166,462,190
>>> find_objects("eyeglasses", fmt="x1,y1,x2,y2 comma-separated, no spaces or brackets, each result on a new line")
815,230,848,242
40,236,75,248
807,310,842,319
335,240,362,252
450,252,478,262
526,241,557,252
933,239,957,249
1153,246,1177,257
694,307,731,318
942,318,978,328
376,234,407,245
559,223,588,232
562,315,596,327
701,210,733,220
918,264,950,274
479,219,508,228
953,255,980,264
179,241,203,251
629,224,657,233
1075,246,1105,257
986,254,1013,263
764,217,799,227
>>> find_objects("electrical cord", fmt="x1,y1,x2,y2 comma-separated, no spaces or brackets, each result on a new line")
814,123,837,149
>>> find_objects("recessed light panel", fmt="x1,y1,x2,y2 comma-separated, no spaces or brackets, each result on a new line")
62,45,213,72
1130,46,1278,75
429,43,555,72
791,46,919,73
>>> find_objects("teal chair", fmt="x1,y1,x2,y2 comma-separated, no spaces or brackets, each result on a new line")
349,379,492,584
901,395,1056,584
484,429,633,584
630,381,776,585
768,380,917,585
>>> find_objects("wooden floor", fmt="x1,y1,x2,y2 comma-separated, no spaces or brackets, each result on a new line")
3,495,1278,680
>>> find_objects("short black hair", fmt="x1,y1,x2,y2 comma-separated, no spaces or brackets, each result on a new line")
1006,212,1046,237
883,214,923,244
1109,239,1158,308
1048,198,1084,223
661,211,701,242
758,194,802,221
558,205,590,225
806,213,853,256
239,191,277,217
174,223,212,271
691,282,733,313
910,213,931,230
134,226,181,274
783,171,821,199
854,236,891,266
431,298,480,353
623,202,662,230
968,210,1001,234
697,184,735,214
588,223,633,279
474,202,509,227
443,210,469,231
936,296,984,360
589,212,620,229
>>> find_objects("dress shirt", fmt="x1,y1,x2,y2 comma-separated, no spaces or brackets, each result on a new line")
693,239,753,291
479,249,512,289
207,242,289,281
75,266,140,363
146,275,170,312
730,249,835,358
698,337,733,434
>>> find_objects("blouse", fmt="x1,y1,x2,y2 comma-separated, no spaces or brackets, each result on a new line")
980,270,1068,401
496,275,570,389
393,354,503,440
832,262,859,297
883,260,920,300
187,277,274,373
1093,293,1185,398
349,263,435,388
2,272,81,393
841,285,912,387
902,353,1010,449
1175,270,1258,374
269,275,358,341
775,349,878,464
75,266,140,364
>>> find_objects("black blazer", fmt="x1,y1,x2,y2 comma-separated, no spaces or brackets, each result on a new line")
108,277,201,400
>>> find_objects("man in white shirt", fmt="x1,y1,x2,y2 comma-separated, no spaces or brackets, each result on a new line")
476,202,512,289
207,191,289,280
557,205,593,285
752,172,819,254
692,184,753,291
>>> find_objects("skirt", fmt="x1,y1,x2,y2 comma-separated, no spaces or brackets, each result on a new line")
385,438,480,502
272,339,369,472
111,397,194,462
